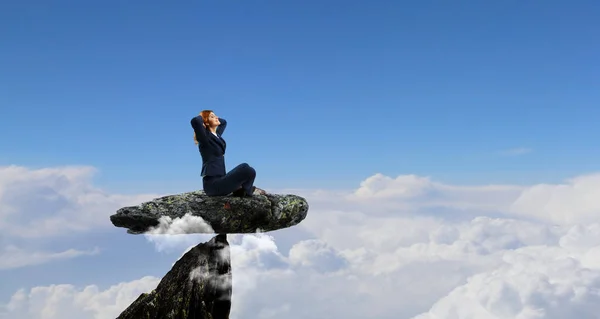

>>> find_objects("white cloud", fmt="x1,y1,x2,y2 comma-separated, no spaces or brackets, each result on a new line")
0,165,161,238
142,214,217,253
319,173,527,217
0,276,160,319
413,236,600,319
352,174,433,199
510,173,600,225
0,165,161,269
307,172,600,226
144,213,215,254
4,167,600,318
288,239,348,272
145,213,215,235
0,246,100,270
145,233,216,254
0,233,290,319
4,221,600,319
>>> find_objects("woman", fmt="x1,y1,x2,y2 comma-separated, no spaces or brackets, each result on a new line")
191,110,266,197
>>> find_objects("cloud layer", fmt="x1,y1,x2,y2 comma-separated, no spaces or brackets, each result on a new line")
0,165,161,269
0,165,161,238
1,276,160,319
3,165,600,318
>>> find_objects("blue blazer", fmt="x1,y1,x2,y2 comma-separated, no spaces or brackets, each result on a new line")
191,116,228,177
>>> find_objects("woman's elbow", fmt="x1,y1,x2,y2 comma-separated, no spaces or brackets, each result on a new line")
191,116,203,129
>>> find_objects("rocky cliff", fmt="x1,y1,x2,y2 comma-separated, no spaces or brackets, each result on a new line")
117,234,231,319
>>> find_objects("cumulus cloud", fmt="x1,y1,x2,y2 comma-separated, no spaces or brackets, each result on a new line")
288,239,348,272
145,213,215,235
294,172,600,226
5,221,600,319
413,233,600,319
0,276,160,319
0,165,161,238
0,165,161,268
510,173,600,225
143,214,216,253
5,167,600,318
0,233,291,319
345,173,525,215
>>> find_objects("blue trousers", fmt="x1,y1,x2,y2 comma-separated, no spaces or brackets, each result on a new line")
203,163,256,196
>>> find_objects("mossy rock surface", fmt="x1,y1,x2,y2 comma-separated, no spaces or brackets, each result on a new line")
117,235,231,319
109,191,309,234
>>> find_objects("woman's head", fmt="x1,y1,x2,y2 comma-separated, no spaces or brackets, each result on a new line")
193,110,220,144
200,110,220,128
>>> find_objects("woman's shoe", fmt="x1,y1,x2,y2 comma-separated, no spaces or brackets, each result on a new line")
252,186,267,196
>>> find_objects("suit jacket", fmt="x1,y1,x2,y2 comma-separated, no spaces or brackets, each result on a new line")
191,116,228,177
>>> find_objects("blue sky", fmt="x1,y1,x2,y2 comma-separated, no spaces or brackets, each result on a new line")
2,0,599,192
1,1,600,317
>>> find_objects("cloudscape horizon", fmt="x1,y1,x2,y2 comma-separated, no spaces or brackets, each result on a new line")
2,1,599,318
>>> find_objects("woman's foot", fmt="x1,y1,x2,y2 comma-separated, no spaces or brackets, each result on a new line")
252,186,267,195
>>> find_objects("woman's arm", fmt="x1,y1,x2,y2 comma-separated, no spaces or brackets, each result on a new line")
190,115,209,144
216,118,227,136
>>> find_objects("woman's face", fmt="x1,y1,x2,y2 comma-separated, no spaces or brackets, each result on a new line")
207,112,220,126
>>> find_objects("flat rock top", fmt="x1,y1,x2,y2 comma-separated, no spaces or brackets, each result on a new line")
110,191,309,234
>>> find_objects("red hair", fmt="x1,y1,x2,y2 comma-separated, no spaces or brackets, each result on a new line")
193,110,213,144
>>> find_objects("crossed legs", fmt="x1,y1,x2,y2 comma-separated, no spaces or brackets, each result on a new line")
203,163,265,197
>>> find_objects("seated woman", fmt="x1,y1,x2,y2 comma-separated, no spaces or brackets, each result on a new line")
191,110,266,197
